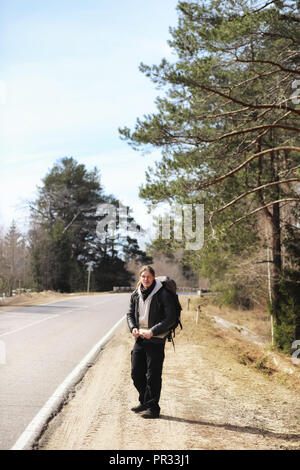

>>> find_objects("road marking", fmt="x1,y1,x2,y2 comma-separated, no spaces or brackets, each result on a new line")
35,293,116,307
0,294,127,338
10,314,126,450
0,315,60,339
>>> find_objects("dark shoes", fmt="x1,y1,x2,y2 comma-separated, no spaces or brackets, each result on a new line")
131,404,147,413
131,404,160,419
141,409,160,419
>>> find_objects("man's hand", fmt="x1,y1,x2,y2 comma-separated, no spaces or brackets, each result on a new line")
132,328,140,338
139,329,153,339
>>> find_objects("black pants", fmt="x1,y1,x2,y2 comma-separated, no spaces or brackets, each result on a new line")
131,337,166,413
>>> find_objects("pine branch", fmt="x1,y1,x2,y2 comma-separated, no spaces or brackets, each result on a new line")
234,56,300,76
211,178,300,217
182,77,300,117
279,164,300,177
28,204,48,220
229,198,300,227
195,106,250,121
62,211,82,234
164,117,299,146
232,111,292,158
195,147,300,191
194,123,300,144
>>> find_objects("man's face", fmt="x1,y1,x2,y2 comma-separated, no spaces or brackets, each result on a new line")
140,270,155,288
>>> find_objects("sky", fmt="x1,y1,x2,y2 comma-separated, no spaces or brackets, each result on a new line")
0,0,179,238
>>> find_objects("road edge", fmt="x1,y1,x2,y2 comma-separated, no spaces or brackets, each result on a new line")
10,315,126,451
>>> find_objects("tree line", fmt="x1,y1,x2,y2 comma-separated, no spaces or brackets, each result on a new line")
119,0,300,351
0,157,151,296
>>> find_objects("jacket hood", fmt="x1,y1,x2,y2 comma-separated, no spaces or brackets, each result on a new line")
138,279,162,302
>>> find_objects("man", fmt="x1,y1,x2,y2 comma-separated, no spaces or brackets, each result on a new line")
126,265,176,419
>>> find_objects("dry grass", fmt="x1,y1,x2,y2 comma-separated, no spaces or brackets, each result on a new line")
181,295,271,340
179,295,300,394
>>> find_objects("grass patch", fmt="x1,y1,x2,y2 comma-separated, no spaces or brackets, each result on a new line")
178,296,300,392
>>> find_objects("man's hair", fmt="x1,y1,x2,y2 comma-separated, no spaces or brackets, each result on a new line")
136,265,156,289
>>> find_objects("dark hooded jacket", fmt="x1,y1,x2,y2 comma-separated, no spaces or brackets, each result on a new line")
126,281,177,338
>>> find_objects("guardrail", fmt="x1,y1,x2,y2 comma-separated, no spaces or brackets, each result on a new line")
112,286,208,293
113,287,133,292
177,287,201,292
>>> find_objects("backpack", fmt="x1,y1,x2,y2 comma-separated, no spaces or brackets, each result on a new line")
156,276,182,346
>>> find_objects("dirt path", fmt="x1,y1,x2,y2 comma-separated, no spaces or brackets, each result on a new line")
38,306,300,450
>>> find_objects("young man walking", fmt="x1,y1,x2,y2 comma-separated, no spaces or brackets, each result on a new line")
126,265,176,419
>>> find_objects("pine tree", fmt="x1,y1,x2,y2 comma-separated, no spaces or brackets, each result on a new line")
2,221,27,296
29,157,149,292
119,0,300,348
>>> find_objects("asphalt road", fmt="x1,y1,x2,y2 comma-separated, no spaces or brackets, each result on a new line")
0,293,130,450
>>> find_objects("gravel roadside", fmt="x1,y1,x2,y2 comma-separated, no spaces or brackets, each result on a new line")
37,306,300,450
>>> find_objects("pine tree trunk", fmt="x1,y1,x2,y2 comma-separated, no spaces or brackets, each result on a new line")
270,151,282,326
270,201,282,324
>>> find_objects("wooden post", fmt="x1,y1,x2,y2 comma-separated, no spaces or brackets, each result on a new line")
87,262,93,293
87,269,91,293
196,305,201,324
270,313,274,347
187,297,190,311
266,225,274,346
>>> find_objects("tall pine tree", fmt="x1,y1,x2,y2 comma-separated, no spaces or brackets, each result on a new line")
120,0,300,349
29,157,149,292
